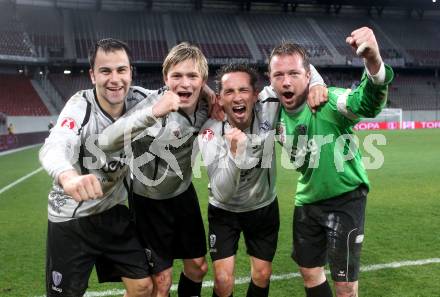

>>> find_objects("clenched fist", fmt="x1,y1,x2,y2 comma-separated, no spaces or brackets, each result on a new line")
59,170,103,202
346,27,383,75
225,127,247,157
152,90,180,118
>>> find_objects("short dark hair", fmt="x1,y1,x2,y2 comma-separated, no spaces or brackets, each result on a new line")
89,38,133,69
215,63,259,93
268,42,310,73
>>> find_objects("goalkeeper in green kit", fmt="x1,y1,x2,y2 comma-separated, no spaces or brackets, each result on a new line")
270,27,394,297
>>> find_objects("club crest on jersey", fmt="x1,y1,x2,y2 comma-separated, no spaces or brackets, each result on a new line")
201,129,215,142
209,234,216,248
60,117,76,130
276,122,286,144
296,124,307,135
173,129,181,138
260,120,271,132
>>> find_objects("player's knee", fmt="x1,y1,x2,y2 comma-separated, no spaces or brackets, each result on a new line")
214,271,234,295
153,272,172,295
185,258,208,280
299,267,326,287
335,281,358,297
252,265,272,286
125,277,154,297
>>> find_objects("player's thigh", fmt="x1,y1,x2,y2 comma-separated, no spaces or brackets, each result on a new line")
208,204,242,262
46,220,95,297
241,199,280,262
173,185,207,259
292,204,327,268
326,195,366,282
132,193,175,275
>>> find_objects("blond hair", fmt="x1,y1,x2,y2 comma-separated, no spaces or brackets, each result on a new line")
162,42,208,81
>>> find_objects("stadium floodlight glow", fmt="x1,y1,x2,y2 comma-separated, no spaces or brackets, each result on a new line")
64,70,71,75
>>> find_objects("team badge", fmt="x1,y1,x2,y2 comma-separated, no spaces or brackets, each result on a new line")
52,271,62,286
60,117,76,130
296,124,307,135
172,129,181,138
209,234,216,248
202,129,215,142
276,122,286,144
260,120,271,132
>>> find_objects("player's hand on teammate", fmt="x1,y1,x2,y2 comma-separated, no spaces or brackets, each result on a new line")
346,27,383,73
307,84,328,113
225,128,247,157
59,170,103,202
200,84,218,117
152,90,180,118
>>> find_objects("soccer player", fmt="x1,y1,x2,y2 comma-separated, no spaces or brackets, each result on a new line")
98,42,211,297
198,63,278,297
39,38,158,297
269,27,394,297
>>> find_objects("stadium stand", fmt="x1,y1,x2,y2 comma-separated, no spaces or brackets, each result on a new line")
0,1,438,117
388,74,440,110
171,12,252,59
0,74,50,116
0,4,35,57
71,10,167,62
17,6,64,58
49,73,92,101
314,16,402,61
243,14,332,61
373,18,440,66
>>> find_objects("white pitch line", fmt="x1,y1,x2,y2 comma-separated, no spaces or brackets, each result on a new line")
33,258,440,297
0,143,41,157
0,167,43,195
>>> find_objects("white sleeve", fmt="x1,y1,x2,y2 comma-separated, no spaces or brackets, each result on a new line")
198,127,241,203
39,94,85,183
98,95,160,152
309,64,326,87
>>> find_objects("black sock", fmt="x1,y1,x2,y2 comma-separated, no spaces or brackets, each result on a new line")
212,291,233,297
305,280,333,297
178,272,202,297
246,279,269,297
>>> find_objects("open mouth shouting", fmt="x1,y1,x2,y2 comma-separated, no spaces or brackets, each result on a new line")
282,91,294,99
177,91,193,102
232,104,246,118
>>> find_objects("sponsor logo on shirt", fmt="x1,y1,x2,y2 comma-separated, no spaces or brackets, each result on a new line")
60,117,76,130
201,129,215,142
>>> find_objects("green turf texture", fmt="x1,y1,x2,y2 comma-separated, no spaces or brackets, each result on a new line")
0,129,439,296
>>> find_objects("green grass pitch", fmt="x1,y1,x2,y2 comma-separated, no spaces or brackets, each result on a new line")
0,129,439,297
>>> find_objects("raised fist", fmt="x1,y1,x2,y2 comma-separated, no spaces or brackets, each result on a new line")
152,90,180,118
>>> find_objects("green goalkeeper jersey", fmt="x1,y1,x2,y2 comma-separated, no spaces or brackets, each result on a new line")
278,64,394,206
